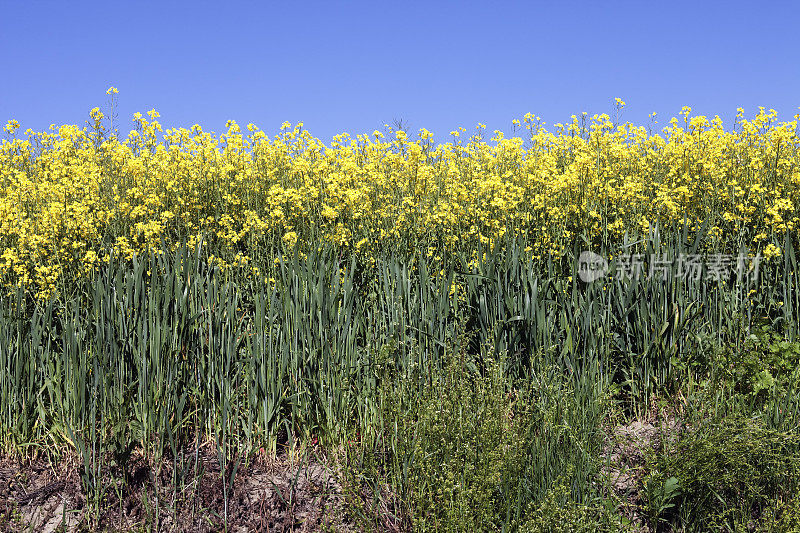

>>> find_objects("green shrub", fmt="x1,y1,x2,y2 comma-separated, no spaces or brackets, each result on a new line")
644,415,800,531
343,333,531,531
341,318,618,531
681,326,800,402
520,472,631,533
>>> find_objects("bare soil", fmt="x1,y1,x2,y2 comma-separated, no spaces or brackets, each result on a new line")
0,445,354,532
600,415,686,532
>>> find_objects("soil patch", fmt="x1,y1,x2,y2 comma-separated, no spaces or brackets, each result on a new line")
600,417,686,531
0,446,353,532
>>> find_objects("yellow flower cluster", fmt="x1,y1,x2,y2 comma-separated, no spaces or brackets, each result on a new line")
1,104,799,296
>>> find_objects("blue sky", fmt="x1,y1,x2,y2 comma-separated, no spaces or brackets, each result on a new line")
2,1,799,142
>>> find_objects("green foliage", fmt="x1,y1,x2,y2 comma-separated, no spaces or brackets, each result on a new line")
643,415,800,531
682,326,800,401
341,320,617,531
520,473,631,533
0,230,798,529
643,475,681,528
742,326,800,397
758,495,800,532
342,333,527,531
396,349,528,530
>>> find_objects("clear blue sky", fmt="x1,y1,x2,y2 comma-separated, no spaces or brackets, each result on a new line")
2,1,799,142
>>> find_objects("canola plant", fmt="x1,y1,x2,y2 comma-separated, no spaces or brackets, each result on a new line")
1,92,798,298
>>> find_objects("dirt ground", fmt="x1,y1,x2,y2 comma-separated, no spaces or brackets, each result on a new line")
600,416,686,532
0,445,354,532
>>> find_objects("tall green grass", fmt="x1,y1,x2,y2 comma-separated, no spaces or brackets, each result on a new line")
2,226,797,450
0,224,797,528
